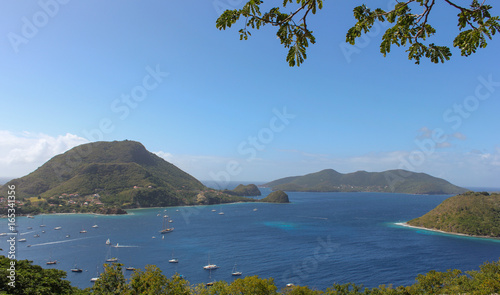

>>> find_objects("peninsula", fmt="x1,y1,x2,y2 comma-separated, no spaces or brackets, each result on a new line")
0,140,257,215
262,169,467,195
406,191,500,238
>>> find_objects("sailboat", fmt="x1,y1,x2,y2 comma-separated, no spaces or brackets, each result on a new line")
168,250,178,263
92,215,98,228
106,238,111,245
105,245,118,262
203,254,219,270
39,217,46,227
79,226,87,233
159,216,174,234
71,263,83,272
231,263,242,276
90,267,100,282
206,269,215,286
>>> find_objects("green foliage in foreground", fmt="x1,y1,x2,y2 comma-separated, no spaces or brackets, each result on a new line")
408,191,500,237
3,256,500,294
0,256,85,295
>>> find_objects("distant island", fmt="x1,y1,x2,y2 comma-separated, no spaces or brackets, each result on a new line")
223,184,261,196
406,191,500,238
0,140,259,216
262,169,467,195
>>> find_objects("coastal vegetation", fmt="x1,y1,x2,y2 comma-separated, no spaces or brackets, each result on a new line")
0,141,259,216
261,190,290,203
2,256,500,294
407,191,500,237
263,169,467,195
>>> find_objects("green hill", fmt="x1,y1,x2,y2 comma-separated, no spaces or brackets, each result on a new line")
261,190,290,203
0,140,255,213
262,169,467,195
407,191,500,237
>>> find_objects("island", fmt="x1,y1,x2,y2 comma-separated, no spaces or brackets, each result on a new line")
0,140,257,216
262,169,467,195
405,191,500,238
261,190,290,203
223,184,261,196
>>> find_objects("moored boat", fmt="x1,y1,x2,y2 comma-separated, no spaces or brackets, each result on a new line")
232,263,242,276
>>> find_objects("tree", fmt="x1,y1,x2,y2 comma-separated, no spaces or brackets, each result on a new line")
91,263,128,295
216,0,500,66
128,265,169,295
0,256,85,295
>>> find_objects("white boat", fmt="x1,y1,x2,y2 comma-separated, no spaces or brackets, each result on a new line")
19,238,27,242
218,212,224,215
203,264,218,270
54,227,62,230
106,257,118,262
106,238,111,245
232,263,242,276
112,243,120,248
39,216,46,227
169,250,178,263
46,260,57,265
159,216,174,234
92,224,98,228
90,266,100,282
203,255,219,270
80,229,87,233
66,235,70,238
125,267,135,271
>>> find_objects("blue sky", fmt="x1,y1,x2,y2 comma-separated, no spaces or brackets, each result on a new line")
0,1,499,188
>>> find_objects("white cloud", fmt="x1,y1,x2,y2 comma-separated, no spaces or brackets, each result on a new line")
0,131,88,178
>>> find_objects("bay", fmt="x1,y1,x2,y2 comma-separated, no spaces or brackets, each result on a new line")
2,189,500,291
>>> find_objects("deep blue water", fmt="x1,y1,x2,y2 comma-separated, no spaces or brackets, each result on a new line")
2,189,500,291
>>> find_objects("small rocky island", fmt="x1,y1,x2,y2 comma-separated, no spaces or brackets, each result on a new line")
261,190,290,203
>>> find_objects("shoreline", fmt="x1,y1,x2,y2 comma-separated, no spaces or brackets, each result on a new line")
395,222,500,240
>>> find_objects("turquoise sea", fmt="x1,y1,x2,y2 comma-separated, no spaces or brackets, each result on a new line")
2,187,500,291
